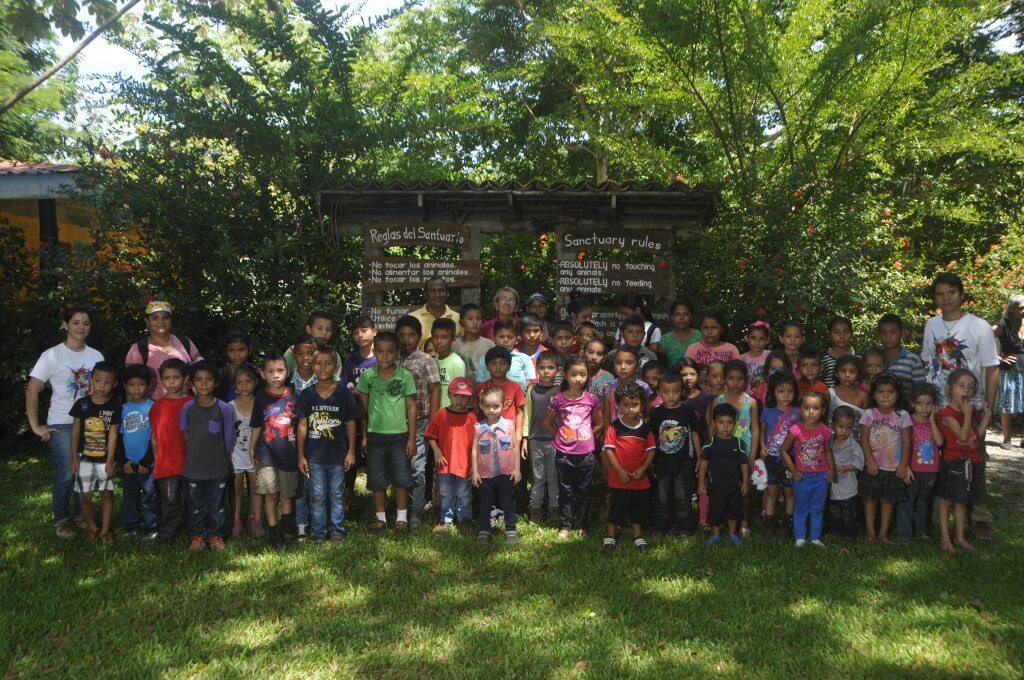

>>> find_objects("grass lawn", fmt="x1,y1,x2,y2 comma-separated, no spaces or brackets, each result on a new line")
2,453,1023,679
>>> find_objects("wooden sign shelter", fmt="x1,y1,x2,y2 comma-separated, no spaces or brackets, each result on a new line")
314,179,717,323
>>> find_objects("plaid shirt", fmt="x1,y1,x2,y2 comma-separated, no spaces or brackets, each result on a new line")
398,350,440,423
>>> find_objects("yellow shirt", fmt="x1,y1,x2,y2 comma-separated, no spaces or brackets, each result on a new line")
410,305,462,348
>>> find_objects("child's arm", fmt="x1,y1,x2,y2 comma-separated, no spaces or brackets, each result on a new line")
428,438,446,468
249,427,261,468
929,410,945,447
515,406,525,452
696,459,708,495
780,433,802,481
748,400,760,464
740,462,750,495
691,430,701,458
470,436,481,487
405,395,417,459
344,419,357,470
943,405,974,444
428,381,440,422
104,423,117,479
297,417,309,476
70,417,81,475
108,425,128,474
826,445,836,484
860,424,878,474
543,410,556,439
590,404,605,439
358,392,370,451
602,446,630,485
897,425,913,482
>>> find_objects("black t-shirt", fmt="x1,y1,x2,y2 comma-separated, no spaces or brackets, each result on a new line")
70,396,121,460
700,436,747,489
297,383,358,465
182,401,231,480
250,388,298,470
649,403,698,467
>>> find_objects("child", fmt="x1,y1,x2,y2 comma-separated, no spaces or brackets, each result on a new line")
680,358,714,443
685,311,738,389
709,360,760,537
705,360,727,398
862,349,886,389
110,364,157,540
515,314,549,368
472,386,521,544
229,364,262,537
285,310,339,379
596,347,653,426
829,354,868,422
650,372,701,539
290,334,319,392
740,321,771,404
454,303,495,371
698,403,750,545
341,314,376,513
601,382,656,554
573,321,599,356
250,352,300,547
760,372,800,537
608,316,658,370
641,362,665,406
780,392,833,547
356,332,417,535
566,293,594,331
478,346,526,448
584,338,614,395
545,355,605,539
523,351,560,524
180,361,234,551
615,293,662,353
150,358,193,542
425,377,477,531
477,319,536,393
525,292,555,338
764,350,793,382
422,338,437,358
549,321,576,367
897,382,944,544
217,331,259,401
877,314,926,394
779,322,805,378
432,318,467,409
820,316,854,388
828,406,864,544
661,299,702,369
859,374,912,544
937,369,991,552
297,346,358,545
796,349,829,407
70,361,119,543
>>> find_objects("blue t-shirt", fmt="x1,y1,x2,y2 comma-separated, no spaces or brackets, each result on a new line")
120,399,154,464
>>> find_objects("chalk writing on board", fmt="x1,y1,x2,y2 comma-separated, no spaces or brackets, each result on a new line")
364,258,481,292
363,224,468,248
556,259,672,296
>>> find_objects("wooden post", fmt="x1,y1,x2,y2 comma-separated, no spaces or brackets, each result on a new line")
364,244,384,308
462,226,481,306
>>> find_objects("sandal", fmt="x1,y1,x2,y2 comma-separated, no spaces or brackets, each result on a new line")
368,519,386,533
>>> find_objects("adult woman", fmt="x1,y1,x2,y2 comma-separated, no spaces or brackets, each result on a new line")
995,294,1024,449
26,306,104,539
125,300,202,399
479,287,520,340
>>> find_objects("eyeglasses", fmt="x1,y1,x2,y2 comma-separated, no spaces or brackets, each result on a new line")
497,297,517,304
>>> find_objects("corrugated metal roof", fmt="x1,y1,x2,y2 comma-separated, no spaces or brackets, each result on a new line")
316,178,715,193
0,160,80,176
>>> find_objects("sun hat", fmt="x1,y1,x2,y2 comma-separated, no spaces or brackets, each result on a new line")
145,300,173,316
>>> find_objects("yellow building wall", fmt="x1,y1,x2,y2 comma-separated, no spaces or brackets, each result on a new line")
0,199,99,247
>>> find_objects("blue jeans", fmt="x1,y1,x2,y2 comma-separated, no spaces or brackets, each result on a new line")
897,471,937,539
293,473,309,527
478,475,516,533
47,423,79,524
186,478,228,539
409,420,429,516
793,471,828,541
122,470,159,532
437,473,472,524
308,462,345,535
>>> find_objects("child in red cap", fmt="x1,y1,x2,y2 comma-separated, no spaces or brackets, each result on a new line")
425,377,478,531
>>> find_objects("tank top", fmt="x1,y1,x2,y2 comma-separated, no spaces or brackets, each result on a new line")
716,393,752,450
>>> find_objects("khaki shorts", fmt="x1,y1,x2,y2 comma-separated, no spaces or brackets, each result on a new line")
255,465,298,498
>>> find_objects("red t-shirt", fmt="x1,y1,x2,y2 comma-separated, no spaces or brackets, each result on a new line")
797,379,828,397
150,395,193,478
938,405,984,462
478,379,525,424
603,419,655,490
424,408,477,478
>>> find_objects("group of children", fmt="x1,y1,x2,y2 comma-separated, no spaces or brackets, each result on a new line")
65,295,990,554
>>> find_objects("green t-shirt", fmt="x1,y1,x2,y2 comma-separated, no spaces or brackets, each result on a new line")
356,366,417,434
435,353,467,409
661,329,704,369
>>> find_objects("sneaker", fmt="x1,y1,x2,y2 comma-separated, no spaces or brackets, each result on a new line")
706,534,722,546
434,523,451,534
296,524,308,541
676,531,692,540
394,520,410,535
73,515,88,530
54,518,76,540
208,536,225,551
330,532,346,545
189,535,206,551
490,508,504,528
248,517,265,536
368,519,386,534
409,514,422,530
634,538,649,552
1000,441,1013,450
477,530,491,544
810,540,825,547
601,538,616,555
231,520,244,538
729,533,742,546
917,532,931,541
649,530,665,541
899,537,912,547
138,531,158,543
740,528,751,540
312,534,327,546
268,525,284,549
505,530,519,545
795,539,806,548
122,528,139,540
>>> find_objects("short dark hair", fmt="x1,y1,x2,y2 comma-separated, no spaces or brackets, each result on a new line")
537,349,560,367
159,358,187,377
459,303,482,317
832,405,857,425
374,331,399,349
432,318,457,336
307,310,335,329
262,351,287,368
876,313,904,331
552,320,574,336
798,348,820,363
223,330,251,348
395,315,422,337
121,363,152,385
612,346,640,361
62,305,91,323
930,272,964,297
724,359,748,377
293,333,317,350
485,346,512,366
712,402,737,420
657,371,682,388
314,343,337,357
620,314,646,332
614,381,645,405
493,319,516,335
517,314,543,333
828,316,853,332
350,314,375,330
189,360,219,382
91,361,117,378
642,362,665,378
424,276,447,290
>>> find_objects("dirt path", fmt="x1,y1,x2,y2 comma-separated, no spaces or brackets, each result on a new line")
983,429,1024,519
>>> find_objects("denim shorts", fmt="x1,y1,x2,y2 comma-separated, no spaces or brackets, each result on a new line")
366,433,413,491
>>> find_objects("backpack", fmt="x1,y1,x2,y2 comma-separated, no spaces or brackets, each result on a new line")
136,334,199,366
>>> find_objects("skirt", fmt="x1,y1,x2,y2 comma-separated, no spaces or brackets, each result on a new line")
997,370,1024,414
858,468,906,502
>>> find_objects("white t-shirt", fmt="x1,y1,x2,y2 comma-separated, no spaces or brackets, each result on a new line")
454,336,495,371
29,343,105,425
921,313,999,406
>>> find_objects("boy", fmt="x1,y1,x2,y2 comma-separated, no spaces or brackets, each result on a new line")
150,358,193,542
796,349,830,408
217,330,258,401
432,318,467,408
698,403,750,546
70,361,120,543
290,333,319,538
249,352,300,548
341,314,377,514
477,319,536,393
642,362,665,406
110,363,158,541
549,321,576,366
285,310,341,380
523,350,560,524
820,316,855,388
573,321,599,355
396,315,441,529
877,314,926,393
829,406,864,544
454,303,494,371
515,314,549,368
649,372,701,539
601,382,656,555
478,346,526,454
425,377,477,531
584,338,614,395
357,331,417,534
525,292,555,338
297,346,358,545
180,361,234,551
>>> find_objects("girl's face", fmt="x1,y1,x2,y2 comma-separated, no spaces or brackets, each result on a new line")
234,371,256,398
680,366,699,392
584,342,606,371
800,397,824,425
774,382,795,408
829,323,853,350
873,383,899,411
565,364,589,391
569,307,593,327
948,375,977,405
725,369,747,395
619,305,641,319
613,353,638,380
864,356,884,378
63,312,92,343
767,357,786,376
226,341,251,367
781,326,803,353
643,368,662,390
700,318,723,344
836,364,860,387
480,395,504,421
706,365,725,392
671,305,693,331
912,394,936,418
746,329,768,353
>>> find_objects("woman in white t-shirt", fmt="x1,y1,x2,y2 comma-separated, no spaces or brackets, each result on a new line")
25,306,105,539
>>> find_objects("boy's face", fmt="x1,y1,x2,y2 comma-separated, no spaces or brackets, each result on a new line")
493,328,517,349
449,393,472,412
725,369,746,393
621,324,645,347
613,353,638,380
526,299,547,317
161,369,185,396
226,341,250,366
90,370,116,399
833,416,854,440
461,309,483,335
877,322,902,350
353,325,376,349
192,370,217,398
373,340,399,369
658,380,683,406
397,326,421,354
713,415,735,439
576,327,596,347
313,351,338,382
431,328,454,356
521,324,543,346
125,377,149,402
486,358,510,380
307,317,333,343
264,359,289,389
699,319,722,343
551,330,574,353
584,342,605,370
829,323,853,350
617,395,643,423
798,358,820,381
536,359,558,385
294,343,316,372
864,356,884,377
933,282,964,315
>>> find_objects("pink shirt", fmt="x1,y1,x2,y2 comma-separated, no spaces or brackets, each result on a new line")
787,422,833,473
859,408,912,470
548,391,601,455
910,417,940,473
125,335,203,400
740,351,768,404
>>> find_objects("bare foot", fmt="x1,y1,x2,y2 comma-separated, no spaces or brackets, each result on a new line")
865,535,877,545
939,540,955,553
956,539,974,551
84,527,98,542
99,532,114,545
879,536,890,545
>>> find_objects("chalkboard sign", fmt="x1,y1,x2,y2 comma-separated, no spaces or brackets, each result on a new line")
556,259,672,296
364,258,481,292
363,223,469,249
366,306,415,331
583,307,671,345
556,227,672,254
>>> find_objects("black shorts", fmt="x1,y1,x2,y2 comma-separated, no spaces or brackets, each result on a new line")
707,486,742,526
940,458,977,504
608,488,649,527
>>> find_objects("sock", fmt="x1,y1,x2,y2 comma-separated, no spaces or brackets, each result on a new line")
397,509,408,523
375,512,386,523
603,537,616,546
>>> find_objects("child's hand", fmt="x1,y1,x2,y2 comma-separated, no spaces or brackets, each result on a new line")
472,472,482,487
122,462,134,474
406,439,416,459
898,465,913,484
697,483,707,495
298,458,309,476
630,468,645,480
866,460,879,476
137,465,149,475
344,451,355,471
249,454,257,470
435,451,448,468
826,469,834,484
104,460,114,478
511,468,521,484
741,480,749,495
521,440,529,460
71,457,79,475
791,469,804,482
617,469,630,484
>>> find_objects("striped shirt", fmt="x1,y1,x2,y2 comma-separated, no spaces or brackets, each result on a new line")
830,435,865,501
883,347,926,393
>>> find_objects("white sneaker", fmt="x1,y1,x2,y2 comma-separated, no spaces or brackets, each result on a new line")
296,523,308,540
1000,441,1013,450
795,539,806,548
811,540,825,547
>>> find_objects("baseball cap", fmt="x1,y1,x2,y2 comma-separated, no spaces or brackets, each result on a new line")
526,292,547,304
448,377,474,396
145,300,173,316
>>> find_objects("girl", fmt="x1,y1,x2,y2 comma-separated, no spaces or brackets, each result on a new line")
764,350,793,381
740,321,771,404
829,355,868,422
573,321,599,355
584,338,614,395
544,356,605,539
680,357,713,442
596,347,654,426
472,386,521,545
995,294,1024,449
897,382,944,544
615,293,662,353
685,311,739,389
859,374,912,544
780,392,834,547
709,360,760,537
229,365,263,537
779,322,804,379
566,293,594,331
861,349,886,391
760,372,801,537
217,330,257,402
705,360,727,398
937,369,991,552
661,299,703,369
